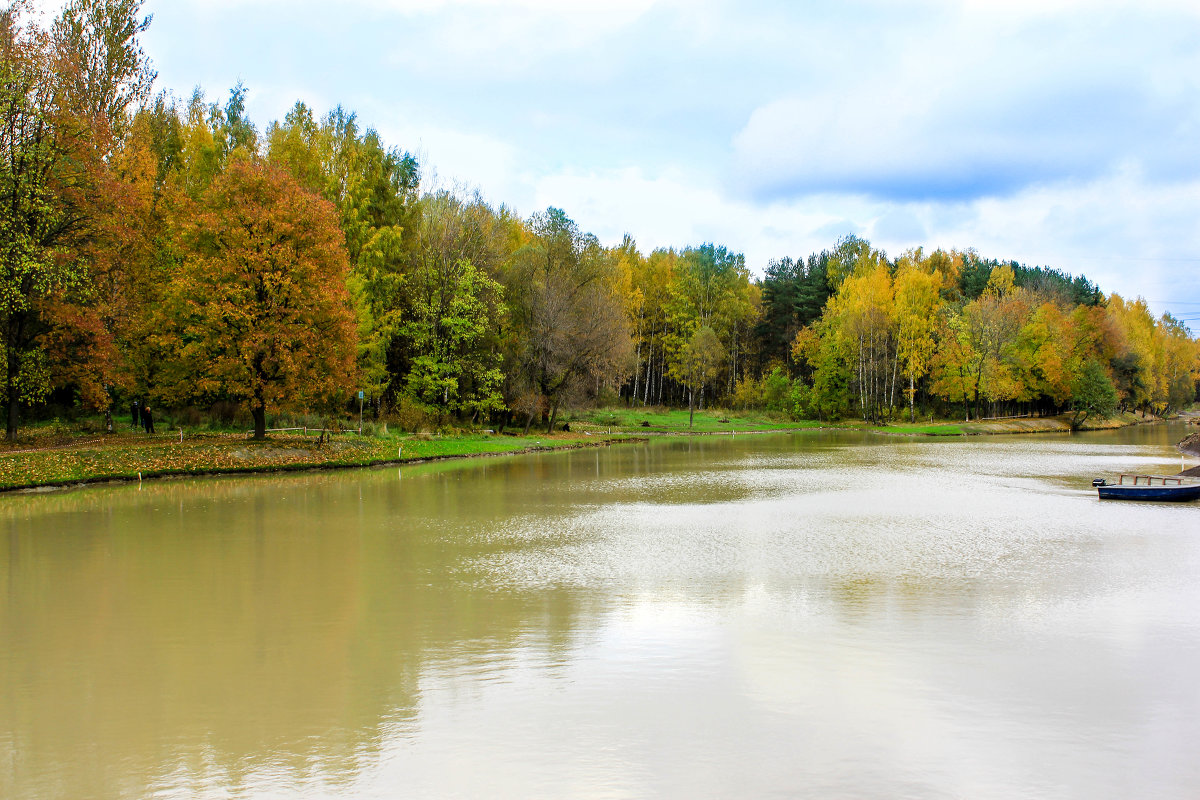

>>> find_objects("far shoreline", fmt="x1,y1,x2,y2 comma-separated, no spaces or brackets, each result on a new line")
0,409,1191,495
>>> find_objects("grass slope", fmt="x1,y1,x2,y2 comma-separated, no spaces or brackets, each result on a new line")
0,429,634,492
0,407,1164,492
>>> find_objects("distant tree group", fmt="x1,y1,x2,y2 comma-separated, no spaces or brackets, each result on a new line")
769,241,1198,427
3,1,1197,439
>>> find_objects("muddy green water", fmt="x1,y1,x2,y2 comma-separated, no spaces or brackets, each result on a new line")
3,424,1199,799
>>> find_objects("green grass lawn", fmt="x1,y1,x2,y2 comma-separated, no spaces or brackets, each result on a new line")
0,428,635,491
877,423,969,435
566,406,824,433
0,406,1162,491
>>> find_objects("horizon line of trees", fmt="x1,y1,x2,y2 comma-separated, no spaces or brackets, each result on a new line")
3,1,1198,440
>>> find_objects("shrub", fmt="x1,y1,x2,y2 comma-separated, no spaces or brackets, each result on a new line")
763,368,792,412
176,406,204,426
732,376,763,410
789,381,812,421
391,395,433,433
208,400,248,428
596,385,622,407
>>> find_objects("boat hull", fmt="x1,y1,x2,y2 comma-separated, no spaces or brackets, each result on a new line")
1096,484,1200,502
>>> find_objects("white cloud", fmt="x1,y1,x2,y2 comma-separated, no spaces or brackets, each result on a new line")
730,1,1200,201
378,0,664,80
521,162,1200,318
129,0,1200,318
371,116,526,206
529,166,841,264
923,168,1200,310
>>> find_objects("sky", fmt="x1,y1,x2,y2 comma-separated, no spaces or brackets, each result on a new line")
43,0,1200,326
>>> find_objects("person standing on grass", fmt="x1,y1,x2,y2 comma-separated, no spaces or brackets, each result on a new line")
143,405,154,434
131,399,139,429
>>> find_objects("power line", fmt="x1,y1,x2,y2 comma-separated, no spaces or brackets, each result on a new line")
1064,256,1200,263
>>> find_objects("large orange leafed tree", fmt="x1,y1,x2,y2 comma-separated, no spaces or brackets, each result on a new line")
156,159,357,438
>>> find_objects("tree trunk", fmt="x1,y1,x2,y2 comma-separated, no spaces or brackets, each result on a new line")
688,387,695,428
546,396,560,434
6,321,21,440
858,334,866,421
727,336,734,397
252,403,267,440
632,339,641,404
656,357,664,405
6,383,17,441
643,338,653,406
890,343,899,416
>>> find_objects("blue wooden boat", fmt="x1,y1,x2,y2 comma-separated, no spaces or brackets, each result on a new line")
1092,474,1200,502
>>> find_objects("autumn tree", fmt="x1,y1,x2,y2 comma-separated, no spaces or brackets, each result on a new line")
629,246,677,406
1069,359,1118,430
51,0,154,147
40,104,164,413
398,191,508,420
804,320,852,420
892,255,941,421
825,234,881,291
156,159,357,438
1011,302,1100,414
672,326,724,427
0,0,154,437
1160,313,1199,412
934,266,1029,419
267,104,423,406
1102,295,1159,412
665,243,756,407
506,208,632,433
42,0,165,411
824,258,895,421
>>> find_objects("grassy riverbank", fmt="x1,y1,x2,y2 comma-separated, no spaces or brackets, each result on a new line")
0,406,1172,492
564,407,824,433
563,406,1164,437
0,428,637,492
0,406,813,491
872,410,1159,436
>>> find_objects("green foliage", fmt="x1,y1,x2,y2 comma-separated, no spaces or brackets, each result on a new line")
1069,358,1119,429
809,330,852,420
731,375,763,410
155,160,358,439
788,380,811,421
402,258,505,417
390,394,434,433
506,207,633,432
2,0,1195,439
754,253,832,370
0,0,152,436
762,367,791,412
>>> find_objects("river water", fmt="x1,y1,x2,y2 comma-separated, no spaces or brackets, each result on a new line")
2,423,1199,799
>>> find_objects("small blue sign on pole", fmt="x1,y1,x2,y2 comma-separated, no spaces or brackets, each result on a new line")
358,390,364,400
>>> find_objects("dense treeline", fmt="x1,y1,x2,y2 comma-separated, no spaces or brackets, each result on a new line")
3,2,1197,440
758,239,1196,427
